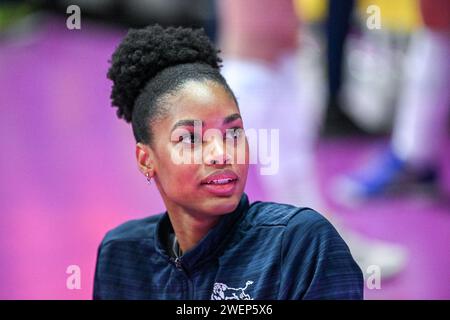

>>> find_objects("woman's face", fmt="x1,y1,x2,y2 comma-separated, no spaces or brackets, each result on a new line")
140,80,249,218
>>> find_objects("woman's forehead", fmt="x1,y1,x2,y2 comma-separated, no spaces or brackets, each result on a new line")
164,81,240,128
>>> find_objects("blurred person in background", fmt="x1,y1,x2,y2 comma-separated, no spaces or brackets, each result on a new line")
219,0,408,279
319,0,362,136
219,0,320,206
333,0,450,203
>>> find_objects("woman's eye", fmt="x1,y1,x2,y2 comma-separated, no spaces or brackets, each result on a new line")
179,133,201,144
226,128,244,140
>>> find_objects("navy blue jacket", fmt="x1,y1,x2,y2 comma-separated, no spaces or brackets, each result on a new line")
93,193,363,300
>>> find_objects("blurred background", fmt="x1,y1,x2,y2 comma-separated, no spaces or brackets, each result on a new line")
0,0,448,299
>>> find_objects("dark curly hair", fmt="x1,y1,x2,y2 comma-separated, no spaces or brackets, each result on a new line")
107,24,237,144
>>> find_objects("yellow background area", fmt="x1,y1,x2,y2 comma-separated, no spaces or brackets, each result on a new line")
294,0,423,31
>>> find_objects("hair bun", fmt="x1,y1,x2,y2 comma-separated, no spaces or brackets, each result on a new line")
107,25,221,123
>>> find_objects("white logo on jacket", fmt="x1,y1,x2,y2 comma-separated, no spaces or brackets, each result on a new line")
210,280,254,300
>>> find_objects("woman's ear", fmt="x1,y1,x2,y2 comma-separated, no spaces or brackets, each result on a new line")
136,142,155,178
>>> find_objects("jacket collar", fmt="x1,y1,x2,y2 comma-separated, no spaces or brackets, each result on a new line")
154,193,249,272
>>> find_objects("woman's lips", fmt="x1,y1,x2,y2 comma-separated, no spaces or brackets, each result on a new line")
201,178,238,196
201,170,238,184
201,170,239,196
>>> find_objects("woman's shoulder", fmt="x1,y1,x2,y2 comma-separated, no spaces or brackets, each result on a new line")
242,200,344,255
100,213,163,247
245,199,330,231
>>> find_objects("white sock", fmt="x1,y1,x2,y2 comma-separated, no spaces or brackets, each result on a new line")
391,29,450,169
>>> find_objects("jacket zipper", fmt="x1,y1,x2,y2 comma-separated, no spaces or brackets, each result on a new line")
172,257,195,299
174,257,183,270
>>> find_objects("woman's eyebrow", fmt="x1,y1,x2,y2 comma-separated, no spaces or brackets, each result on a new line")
223,113,242,125
171,113,242,132
171,119,203,132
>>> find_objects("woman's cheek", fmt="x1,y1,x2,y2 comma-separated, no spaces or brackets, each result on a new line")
172,164,198,188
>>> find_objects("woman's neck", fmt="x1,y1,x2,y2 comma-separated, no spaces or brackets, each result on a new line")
166,208,221,254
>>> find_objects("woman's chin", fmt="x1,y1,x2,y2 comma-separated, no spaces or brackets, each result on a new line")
201,194,242,216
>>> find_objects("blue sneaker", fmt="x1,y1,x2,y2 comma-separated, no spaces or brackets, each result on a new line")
332,148,438,204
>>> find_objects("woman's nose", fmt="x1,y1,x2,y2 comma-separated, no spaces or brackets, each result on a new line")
204,135,232,165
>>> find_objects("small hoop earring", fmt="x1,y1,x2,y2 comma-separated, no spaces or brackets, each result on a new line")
145,172,152,185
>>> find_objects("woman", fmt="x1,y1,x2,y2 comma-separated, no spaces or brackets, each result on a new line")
93,25,363,300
